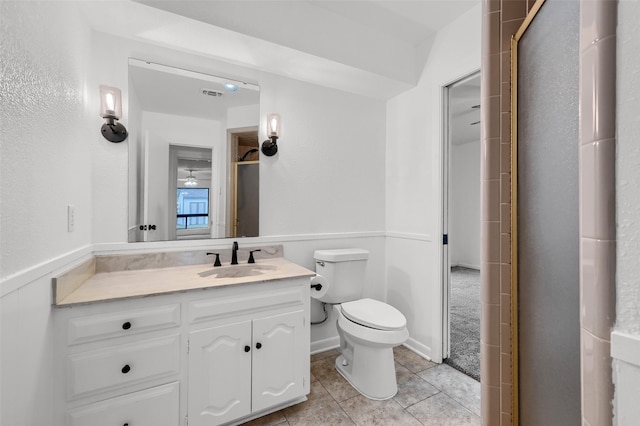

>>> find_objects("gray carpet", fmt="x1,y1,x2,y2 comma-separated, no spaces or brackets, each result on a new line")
444,266,480,381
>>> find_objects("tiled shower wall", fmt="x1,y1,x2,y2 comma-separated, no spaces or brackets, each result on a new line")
481,1,532,424
481,0,616,425
578,1,616,425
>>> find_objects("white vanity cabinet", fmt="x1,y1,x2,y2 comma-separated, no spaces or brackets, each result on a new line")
53,300,182,426
188,310,306,426
54,274,310,426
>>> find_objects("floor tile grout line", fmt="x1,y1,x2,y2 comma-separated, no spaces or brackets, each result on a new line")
413,368,481,417
434,387,481,418
400,389,442,411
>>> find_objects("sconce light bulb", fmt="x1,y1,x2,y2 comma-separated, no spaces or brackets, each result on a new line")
268,113,281,138
105,92,115,115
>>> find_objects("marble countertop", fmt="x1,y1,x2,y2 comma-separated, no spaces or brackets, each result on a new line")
54,257,315,307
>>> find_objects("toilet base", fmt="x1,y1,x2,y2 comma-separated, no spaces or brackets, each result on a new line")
335,350,398,400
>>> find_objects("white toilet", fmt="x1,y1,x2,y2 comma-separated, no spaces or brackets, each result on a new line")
312,248,409,400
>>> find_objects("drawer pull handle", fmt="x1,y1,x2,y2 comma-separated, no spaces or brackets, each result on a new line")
122,321,132,330
123,423,129,426
256,342,262,350
121,364,131,374
244,345,250,353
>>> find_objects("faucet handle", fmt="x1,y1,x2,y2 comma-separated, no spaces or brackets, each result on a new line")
248,249,261,264
206,252,222,267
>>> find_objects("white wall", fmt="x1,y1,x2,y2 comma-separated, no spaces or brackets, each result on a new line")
258,73,386,237
228,104,260,130
0,2,95,424
385,4,481,361
614,1,640,423
0,2,93,279
450,140,481,269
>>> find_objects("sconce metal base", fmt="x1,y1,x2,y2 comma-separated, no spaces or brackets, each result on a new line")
101,122,128,143
261,137,278,156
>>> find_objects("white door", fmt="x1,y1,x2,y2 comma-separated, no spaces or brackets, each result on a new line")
188,321,252,426
143,131,170,241
251,311,305,412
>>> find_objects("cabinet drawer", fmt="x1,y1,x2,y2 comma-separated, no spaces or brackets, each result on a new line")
67,304,180,345
66,382,179,426
67,334,180,400
189,286,304,324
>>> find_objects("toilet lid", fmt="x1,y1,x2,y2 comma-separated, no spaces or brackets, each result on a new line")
340,298,407,331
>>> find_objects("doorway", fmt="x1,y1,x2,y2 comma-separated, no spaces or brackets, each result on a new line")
227,127,259,238
442,71,481,381
168,145,213,240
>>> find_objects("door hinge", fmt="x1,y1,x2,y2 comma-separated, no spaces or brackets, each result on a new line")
184,414,188,426
443,234,448,245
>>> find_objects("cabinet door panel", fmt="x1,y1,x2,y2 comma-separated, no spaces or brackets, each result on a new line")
189,321,252,426
66,382,179,426
252,310,305,412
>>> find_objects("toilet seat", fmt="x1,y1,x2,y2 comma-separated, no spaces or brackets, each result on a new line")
340,298,406,331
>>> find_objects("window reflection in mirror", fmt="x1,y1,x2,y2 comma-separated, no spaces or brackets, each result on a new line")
127,58,260,242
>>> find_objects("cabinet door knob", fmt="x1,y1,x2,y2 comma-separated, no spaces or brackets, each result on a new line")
122,321,132,330
244,345,250,353
121,364,131,374
256,342,262,349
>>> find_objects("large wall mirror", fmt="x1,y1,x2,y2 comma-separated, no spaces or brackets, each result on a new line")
128,59,260,242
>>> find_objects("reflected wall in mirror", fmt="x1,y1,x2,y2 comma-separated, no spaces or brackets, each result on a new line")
128,58,260,242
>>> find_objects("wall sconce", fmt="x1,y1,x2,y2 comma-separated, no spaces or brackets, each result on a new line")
99,85,128,143
261,113,281,156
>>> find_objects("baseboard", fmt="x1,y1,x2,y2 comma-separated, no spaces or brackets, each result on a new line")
403,337,434,362
311,336,340,355
451,263,480,270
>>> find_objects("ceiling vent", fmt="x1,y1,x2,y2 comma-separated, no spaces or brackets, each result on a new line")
201,89,223,97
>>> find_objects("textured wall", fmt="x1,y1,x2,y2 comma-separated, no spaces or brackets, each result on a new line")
614,1,640,424
0,4,93,424
616,0,640,336
0,1,93,279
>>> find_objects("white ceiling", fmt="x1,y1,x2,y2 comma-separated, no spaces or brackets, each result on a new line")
82,0,480,99
308,0,481,45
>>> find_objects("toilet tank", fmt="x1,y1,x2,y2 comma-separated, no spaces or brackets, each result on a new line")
313,248,369,304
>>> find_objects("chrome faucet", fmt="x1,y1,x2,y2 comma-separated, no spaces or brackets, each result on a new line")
231,241,239,265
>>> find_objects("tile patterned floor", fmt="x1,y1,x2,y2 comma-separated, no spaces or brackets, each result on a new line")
243,347,481,425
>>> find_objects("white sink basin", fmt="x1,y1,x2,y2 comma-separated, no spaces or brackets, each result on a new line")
198,263,278,279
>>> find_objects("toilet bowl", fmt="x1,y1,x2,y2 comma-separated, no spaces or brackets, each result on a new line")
333,299,409,400
311,249,409,400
